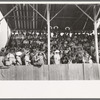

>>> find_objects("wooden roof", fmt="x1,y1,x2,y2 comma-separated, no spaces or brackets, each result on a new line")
0,4,100,31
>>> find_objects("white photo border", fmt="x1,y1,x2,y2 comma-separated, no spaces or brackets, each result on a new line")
0,1,100,98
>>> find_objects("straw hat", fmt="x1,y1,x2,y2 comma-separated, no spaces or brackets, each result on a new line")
16,51,22,56
55,50,60,53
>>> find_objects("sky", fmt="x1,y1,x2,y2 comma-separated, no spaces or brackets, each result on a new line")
0,11,11,50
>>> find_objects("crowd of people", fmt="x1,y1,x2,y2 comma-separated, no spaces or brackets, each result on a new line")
0,29,100,66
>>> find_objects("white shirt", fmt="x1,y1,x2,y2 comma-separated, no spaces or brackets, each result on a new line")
54,54,60,64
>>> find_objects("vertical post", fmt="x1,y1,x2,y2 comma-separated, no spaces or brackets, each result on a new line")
94,5,99,63
47,4,50,65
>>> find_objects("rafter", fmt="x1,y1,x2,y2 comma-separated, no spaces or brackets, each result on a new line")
23,5,26,29
36,4,38,29
29,5,32,30
19,5,23,29
16,5,20,29
32,4,35,29
12,5,17,30
26,5,29,30
41,5,47,29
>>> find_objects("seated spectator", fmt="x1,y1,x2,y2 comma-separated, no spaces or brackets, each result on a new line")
61,54,69,64
30,49,37,65
76,52,83,63
3,30,100,65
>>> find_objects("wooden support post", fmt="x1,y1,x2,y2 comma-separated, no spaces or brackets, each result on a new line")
94,5,99,63
47,4,50,65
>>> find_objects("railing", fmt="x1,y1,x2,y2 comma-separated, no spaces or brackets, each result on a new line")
0,64,100,80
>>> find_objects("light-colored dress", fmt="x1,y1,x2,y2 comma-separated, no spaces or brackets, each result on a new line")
54,54,60,64
24,54,31,65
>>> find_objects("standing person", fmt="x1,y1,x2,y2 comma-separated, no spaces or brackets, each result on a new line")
54,50,61,64
30,49,37,65
88,56,93,64
24,51,31,65
4,52,16,66
15,51,22,65
33,52,45,67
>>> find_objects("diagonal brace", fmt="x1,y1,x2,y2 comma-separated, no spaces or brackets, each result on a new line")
72,5,92,27
29,4,47,22
96,7,100,20
50,5,66,22
0,5,18,22
41,6,47,29
76,5,94,22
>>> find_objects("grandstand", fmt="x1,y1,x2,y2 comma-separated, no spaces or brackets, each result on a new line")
0,4,100,80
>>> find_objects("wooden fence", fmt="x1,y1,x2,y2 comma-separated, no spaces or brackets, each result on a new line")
0,64,100,80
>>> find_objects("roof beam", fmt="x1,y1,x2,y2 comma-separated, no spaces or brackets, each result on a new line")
75,5,94,22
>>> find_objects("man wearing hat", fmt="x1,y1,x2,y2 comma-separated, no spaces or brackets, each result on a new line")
54,50,61,64
15,51,22,65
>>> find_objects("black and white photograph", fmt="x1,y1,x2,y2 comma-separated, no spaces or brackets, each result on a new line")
0,2,100,80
